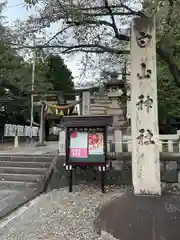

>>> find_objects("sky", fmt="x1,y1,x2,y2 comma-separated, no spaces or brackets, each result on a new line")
5,0,27,22
4,0,81,82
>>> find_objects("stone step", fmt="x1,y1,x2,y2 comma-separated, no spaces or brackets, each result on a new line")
91,108,107,112
108,111,124,115
0,166,46,175
0,180,36,188
0,173,44,182
0,161,50,168
0,154,54,157
91,100,111,104
113,116,125,120
91,103,107,107
91,96,108,101
91,111,107,115
91,102,109,107
91,107,107,112
0,156,53,162
0,153,54,203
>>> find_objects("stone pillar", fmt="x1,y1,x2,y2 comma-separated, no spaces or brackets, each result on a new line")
14,127,19,148
130,17,161,195
82,91,91,115
114,129,123,153
59,130,66,156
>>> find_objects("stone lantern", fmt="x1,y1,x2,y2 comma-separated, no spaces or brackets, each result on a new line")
104,74,125,129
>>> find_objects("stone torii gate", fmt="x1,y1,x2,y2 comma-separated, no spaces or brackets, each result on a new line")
130,17,161,195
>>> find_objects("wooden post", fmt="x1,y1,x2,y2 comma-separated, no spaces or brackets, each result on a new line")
131,17,161,195
101,169,105,193
69,169,73,192
39,103,45,145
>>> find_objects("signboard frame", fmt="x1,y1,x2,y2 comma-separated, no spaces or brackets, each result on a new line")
65,126,107,193
63,115,113,193
66,127,106,166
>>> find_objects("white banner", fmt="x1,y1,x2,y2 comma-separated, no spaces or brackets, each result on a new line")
4,124,39,137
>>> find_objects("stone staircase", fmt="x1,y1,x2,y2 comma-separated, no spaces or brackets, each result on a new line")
91,96,110,115
0,154,57,219
90,95,131,134
0,154,55,189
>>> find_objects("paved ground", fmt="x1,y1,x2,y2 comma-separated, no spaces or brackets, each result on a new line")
0,185,122,240
95,191,180,240
1,185,180,240
0,187,40,220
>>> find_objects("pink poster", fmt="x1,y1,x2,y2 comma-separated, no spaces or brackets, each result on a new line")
69,131,88,158
88,133,103,154
70,148,88,158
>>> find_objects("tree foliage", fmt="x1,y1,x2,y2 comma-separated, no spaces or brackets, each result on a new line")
46,54,74,93
20,0,180,85
0,2,74,128
144,0,180,131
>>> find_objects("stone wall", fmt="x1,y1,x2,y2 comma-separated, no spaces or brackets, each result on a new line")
48,155,180,193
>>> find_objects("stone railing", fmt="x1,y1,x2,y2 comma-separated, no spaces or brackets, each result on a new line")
107,130,180,153
106,131,180,191
58,130,180,155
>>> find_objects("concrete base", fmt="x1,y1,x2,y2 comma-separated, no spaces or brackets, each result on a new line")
14,136,19,148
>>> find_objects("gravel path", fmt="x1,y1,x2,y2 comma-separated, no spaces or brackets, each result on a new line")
0,185,123,240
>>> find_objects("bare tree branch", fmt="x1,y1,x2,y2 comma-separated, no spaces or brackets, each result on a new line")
71,5,126,11
13,43,130,55
44,25,72,47
104,0,120,40
67,19,114,28
68,4,144,15
82,12,135,17
66,19,130,41
19,0,180,86
61,45,130,54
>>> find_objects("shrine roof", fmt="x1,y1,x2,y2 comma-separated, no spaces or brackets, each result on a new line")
62,115,113,128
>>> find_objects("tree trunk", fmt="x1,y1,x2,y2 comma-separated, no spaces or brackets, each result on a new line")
157,46,180,86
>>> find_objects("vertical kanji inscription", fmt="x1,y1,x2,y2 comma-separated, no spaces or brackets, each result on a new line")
131,17,161,195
